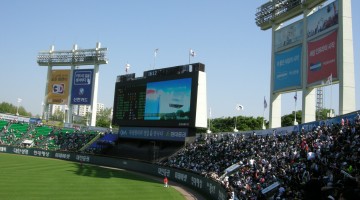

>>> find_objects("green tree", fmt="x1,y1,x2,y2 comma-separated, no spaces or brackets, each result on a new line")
51,109,65,122
96,107,112,128
316,108,333,120
208,115,266,133
281,110,302,127
0,102,32,117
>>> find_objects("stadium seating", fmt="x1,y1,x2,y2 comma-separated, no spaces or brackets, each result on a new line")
160,120,360,199
0,119,8,129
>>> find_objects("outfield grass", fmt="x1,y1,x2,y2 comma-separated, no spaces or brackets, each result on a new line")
0,153,185,200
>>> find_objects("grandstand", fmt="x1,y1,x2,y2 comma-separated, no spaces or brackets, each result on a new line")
1,111,360,199
159,112,360,199
0,116,99,152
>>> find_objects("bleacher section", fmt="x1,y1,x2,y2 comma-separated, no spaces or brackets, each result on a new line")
0,119,8,129
30,126,53,148
0,119,100,151
0,122,30,145
8,123,29,137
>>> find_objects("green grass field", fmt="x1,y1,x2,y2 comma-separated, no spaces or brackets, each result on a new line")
0,153,185,200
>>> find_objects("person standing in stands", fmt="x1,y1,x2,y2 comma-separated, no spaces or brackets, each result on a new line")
164,176,169,188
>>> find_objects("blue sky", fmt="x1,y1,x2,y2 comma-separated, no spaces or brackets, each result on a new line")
0,0,359,120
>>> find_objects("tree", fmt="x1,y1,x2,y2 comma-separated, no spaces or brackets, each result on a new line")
52,109,64,122
0,102,32,117
281,110,302,127
96,107,112,128
316,108,333,120
208,116,265,133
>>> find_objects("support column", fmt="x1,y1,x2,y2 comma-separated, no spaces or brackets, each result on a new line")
302,7,317,123
339,0,355,114
90,42,101,126
302,88,316,123
43,45,54,121
67,44,77,124
269,24,282,128
270,93,282,128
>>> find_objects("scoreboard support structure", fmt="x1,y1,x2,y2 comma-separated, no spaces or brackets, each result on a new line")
256,0,355,128
37,42,108,126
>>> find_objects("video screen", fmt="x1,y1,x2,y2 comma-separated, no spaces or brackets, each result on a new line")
144,78,191,120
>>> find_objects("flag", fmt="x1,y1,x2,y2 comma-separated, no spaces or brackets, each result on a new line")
236,104,244,111
154,48,159,57
17,98,22,103
264,97,267,109
294,92,297,101
326,74,333,85
190,49,196,57
125,63,130,73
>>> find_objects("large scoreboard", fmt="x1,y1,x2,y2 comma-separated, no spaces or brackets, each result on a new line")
112,63,207,129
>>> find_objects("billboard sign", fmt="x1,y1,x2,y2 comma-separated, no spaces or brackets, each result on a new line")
71,69,94,105
307,0,338,38
275,19,303,51
47,70,70,105
118,127,187,141
274,45,302,92
307,31,337,85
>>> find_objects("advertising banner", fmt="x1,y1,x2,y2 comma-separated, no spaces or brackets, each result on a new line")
307,0,338,38
307,31,337,84
71,69,94,105
118,127,187,141
274,45,302,92
47,70,70,105
275,19,303,51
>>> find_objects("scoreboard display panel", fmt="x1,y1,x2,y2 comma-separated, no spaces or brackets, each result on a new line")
112,63,206,128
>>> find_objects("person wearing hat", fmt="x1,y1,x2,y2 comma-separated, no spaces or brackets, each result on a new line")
163,176,169,188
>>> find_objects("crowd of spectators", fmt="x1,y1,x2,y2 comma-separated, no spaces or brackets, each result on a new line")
0,120,29,145
0,119,99,151
53,131,98,152
161,116,360,200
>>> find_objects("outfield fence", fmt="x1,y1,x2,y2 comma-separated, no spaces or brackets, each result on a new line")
0,145,227,200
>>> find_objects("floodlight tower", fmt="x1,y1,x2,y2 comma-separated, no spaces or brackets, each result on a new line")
255,0,355,128
37,42,108,126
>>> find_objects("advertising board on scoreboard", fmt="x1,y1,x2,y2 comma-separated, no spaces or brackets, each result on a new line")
274,19,303,52
71,69,94,105
47,70,70,105
118,127,187,141
274,45,302,92
307,0,338,39
307,30,338,85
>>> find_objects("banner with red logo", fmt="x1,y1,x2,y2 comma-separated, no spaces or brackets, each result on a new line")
47,70,70,105
307,31,337,85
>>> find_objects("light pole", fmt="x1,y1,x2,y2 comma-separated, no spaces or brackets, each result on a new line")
294,91,298,125
109,108,113,132
40,102,45,119
16,98,22,116
86,111,91,127
63,105,68,124
207,107,212,133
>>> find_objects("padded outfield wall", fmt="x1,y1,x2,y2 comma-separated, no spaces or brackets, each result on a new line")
0,146,227,200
